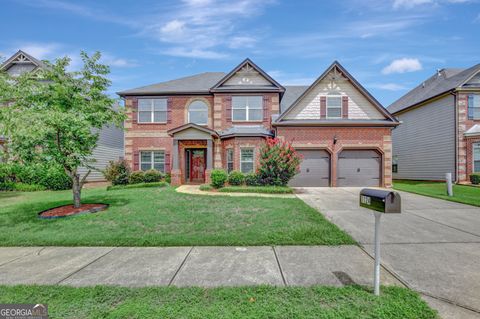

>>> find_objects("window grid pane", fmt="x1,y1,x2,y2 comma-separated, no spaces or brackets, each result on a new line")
140,151,152,171
241,149,254,174
226,149,234,173
232,96,263,121
248,96,263,109
474,145,480,172
154,111,167,123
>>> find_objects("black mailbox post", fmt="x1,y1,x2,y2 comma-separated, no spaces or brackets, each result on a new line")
359,188,401,296
360,189,401,214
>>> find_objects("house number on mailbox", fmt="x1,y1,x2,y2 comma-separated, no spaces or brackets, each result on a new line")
360,195,371,205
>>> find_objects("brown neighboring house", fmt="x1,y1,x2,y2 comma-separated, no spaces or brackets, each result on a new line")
118,59,399,187
388,64,480,183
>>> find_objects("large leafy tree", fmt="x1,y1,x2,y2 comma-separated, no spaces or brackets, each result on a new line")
0,52,125,207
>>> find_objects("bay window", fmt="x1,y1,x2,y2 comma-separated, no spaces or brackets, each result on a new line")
240,148,254,174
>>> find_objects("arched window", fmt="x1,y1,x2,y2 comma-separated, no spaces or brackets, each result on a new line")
188,100,208,125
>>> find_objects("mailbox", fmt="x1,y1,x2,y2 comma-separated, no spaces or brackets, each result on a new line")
359,189,401,214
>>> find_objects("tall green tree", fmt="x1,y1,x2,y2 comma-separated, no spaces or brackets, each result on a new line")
0,52,125,207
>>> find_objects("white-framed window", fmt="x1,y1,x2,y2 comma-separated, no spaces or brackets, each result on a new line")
188,100,208,125
240,148,254,174
474,143,480,173
326,95,342,119
468,94,480,120
232,96,263,121
138,98,167,123
140,150,165,172
226,149,234,173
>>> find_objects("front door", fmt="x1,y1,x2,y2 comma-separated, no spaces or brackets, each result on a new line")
188,149,206,183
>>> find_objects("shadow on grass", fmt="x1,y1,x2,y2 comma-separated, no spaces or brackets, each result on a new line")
0,191,23,200
2,193,131,225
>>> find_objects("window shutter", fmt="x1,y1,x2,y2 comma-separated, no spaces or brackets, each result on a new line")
131,98,138,124
133,151,139,171
225,96,232,122
167,98,173,124
320,96,327,119
342,96,349,119
164,152,171,173
263,96,269,122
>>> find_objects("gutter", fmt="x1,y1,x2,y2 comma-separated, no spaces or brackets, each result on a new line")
272,121,399,127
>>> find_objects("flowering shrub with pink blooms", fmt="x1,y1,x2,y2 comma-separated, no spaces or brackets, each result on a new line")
256,138,302,186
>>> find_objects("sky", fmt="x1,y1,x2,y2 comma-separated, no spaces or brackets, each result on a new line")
1,0,479,106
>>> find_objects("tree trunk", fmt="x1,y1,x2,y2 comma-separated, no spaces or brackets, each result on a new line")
72,173,82,208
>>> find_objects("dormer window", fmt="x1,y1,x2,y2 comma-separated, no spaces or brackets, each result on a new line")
188,100,208,125
232,96,263,121
326,95,342,119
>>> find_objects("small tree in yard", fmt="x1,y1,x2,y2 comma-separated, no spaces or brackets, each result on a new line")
257,138,302,186
0,52,125,208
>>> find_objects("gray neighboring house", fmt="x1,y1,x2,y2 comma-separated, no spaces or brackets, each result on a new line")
388,64,480,183
0,50,124,182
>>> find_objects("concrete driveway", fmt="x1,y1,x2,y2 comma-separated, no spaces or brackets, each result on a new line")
296,187,480,319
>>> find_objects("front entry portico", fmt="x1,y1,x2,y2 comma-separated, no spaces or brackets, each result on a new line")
167,123,217,186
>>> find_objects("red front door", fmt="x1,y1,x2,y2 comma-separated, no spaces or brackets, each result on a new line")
189,149,206,183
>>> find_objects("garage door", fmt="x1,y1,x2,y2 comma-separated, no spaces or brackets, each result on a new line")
289,150,330,187
337,150,381,187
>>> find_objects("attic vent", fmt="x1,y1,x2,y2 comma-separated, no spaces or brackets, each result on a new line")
14,54,29,63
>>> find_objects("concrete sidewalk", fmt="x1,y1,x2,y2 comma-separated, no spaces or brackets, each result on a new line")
0,246,401,288
296,187,480,319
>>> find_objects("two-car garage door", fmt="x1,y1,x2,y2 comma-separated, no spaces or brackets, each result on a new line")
289,149,381,187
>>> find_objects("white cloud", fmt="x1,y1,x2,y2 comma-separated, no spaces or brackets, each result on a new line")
17,42,61,59
382,58,422,74
101,54,138,68
393,0,433,9
370,83,408,91
142,0,274,59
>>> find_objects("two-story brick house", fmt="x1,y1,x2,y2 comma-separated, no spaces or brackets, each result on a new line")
388,64,480,183
118,59,399,187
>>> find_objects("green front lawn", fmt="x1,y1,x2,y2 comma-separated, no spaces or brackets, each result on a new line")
393,180,480,207
0,285,436,319
0,186,353,246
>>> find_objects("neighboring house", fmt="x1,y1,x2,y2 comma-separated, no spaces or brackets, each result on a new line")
0,50,124,181
388,64,480,183
118,59,398,187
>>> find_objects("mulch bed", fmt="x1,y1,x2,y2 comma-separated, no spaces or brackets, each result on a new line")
38,203,108,219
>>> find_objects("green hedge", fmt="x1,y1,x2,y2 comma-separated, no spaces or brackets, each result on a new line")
210,169,228,188
107,181,168,191
218,186,294,194
0,163,71,191
470,173,480,185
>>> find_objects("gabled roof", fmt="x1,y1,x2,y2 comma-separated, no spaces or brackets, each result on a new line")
281,85,309,113
277,61,398,123
388,64,480,114
210,58,285,93
0,50,45,72
167,123,218,137
117,72,225,96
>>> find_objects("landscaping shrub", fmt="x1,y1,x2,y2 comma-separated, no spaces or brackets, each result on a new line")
227,171,244,186
218,186,294,194
471,173,480,185
257,138,302,186
210,169,228,188
103,160,130,185
144,169,163,183
0,162,71,191
245,173,261,186
129,171,145,184
165,173,171,184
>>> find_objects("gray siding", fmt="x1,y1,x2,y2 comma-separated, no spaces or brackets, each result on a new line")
392,95,455,181
78,125,124,182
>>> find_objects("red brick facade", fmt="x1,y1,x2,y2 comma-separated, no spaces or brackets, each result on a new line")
276,127,392,187
121,61,395,187
456,93,480,182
